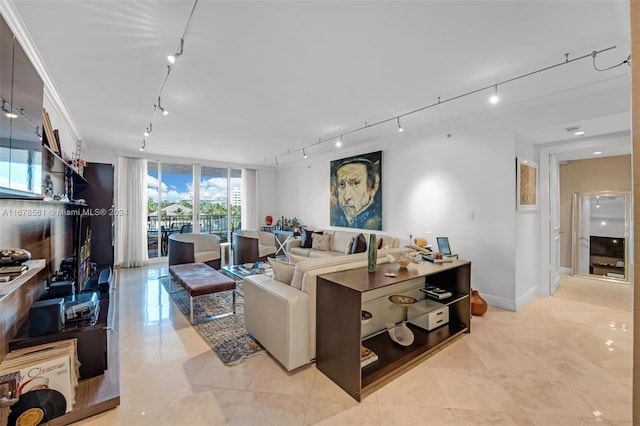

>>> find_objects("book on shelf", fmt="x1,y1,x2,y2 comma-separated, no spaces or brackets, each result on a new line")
0,338,79,415
360,344,378,368
0,264,28,277
422,255,453,263
421,285,452,300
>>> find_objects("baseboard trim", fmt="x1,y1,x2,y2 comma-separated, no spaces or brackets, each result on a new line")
482,294,516,312
516,286,539,311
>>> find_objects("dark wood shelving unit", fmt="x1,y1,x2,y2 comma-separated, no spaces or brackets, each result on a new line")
361,322,467,388
317,260,471,401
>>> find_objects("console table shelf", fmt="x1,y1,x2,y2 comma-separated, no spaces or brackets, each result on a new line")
317,259,471,401
361,322,467,388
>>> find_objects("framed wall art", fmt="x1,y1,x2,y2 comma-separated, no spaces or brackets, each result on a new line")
516,157,538,211
330,151,382,230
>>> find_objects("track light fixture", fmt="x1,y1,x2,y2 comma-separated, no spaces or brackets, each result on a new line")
1,99,17,118
265,45,621,166
140,0,198,151
155,97,169,116
489,84,499,104
303,148,307,159
275,157,279,166
167,38,184,64
140,139,146,152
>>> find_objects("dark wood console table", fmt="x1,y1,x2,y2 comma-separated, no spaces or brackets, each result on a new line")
316,259,471,401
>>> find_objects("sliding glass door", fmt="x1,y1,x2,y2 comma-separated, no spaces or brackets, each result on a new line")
199,167,242,242
146,161,243,258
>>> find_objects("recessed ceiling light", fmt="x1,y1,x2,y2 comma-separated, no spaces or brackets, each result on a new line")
565,126,584,136
594,151,602,155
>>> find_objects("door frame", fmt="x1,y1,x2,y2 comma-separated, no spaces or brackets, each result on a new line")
571,190,632,283
539,133,633,296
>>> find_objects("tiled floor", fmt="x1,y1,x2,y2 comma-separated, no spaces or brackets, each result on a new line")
76,266,632,425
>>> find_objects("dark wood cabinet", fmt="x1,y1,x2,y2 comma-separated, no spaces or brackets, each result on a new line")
9,297,109,379
317,260,471,401
76,163,114,271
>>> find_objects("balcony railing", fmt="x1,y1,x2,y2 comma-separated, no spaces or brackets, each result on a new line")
147,213,242,257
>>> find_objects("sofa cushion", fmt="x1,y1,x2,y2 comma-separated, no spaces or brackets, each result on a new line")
289,247,311,257
288,253,308,264
268,258,295,285
351,233,367,254
308,250,346,259
330,231,357,253
311,233,331,251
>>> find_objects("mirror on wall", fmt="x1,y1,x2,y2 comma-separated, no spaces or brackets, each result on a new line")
571,191,631,283
0,14,44,197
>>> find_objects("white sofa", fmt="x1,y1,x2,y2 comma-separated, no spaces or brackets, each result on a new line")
286,229,400,259
168,233,221,269
244,248,402,370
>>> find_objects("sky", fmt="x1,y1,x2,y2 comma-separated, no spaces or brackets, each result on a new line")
147,172,241,203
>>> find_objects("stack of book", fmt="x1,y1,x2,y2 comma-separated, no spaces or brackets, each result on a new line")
360,344,378,368
421,285,452,300
0,264,28,280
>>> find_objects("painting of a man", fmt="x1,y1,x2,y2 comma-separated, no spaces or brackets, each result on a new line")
330,151,382,230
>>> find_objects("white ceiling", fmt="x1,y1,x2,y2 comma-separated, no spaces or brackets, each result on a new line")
5,0,632,167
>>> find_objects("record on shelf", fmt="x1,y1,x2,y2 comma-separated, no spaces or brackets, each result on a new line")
8,388,66,426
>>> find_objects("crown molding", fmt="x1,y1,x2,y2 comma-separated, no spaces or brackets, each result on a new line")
0,0,82,143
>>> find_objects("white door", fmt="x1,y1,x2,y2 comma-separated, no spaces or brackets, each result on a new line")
577,195,591,274
549,155,561,295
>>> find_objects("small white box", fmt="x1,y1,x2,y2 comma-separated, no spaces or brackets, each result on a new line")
407,299,449,331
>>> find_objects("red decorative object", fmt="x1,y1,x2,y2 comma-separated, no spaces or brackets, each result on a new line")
265,215,273,226
471,290,488,316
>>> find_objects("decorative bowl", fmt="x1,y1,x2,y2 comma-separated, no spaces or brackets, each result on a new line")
361,310,373,325
387,323,414,346
397,257,410,268
388,294,417,307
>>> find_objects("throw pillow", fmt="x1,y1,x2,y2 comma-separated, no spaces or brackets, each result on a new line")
312,233,332,251
290,268,303,290
377,237,384,250
301,229,323,249
267,258,295,285
345,236,355,255
351,233,367,254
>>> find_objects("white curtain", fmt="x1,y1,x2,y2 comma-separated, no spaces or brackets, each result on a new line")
241,168,258,230
115,156,148,267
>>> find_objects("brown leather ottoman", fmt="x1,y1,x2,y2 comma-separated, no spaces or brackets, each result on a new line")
169,262,236,324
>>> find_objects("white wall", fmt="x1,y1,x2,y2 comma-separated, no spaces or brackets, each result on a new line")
591,218,626,238
514,137,539,309
276,113,519,309
257,168,278,226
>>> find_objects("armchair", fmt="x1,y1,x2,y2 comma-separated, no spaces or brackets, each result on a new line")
168,233,221,269
232,230,277,264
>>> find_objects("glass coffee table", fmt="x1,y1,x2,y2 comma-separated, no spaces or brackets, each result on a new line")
222,261,273,282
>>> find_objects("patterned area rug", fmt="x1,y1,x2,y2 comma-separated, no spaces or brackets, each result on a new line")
160,276,264,365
